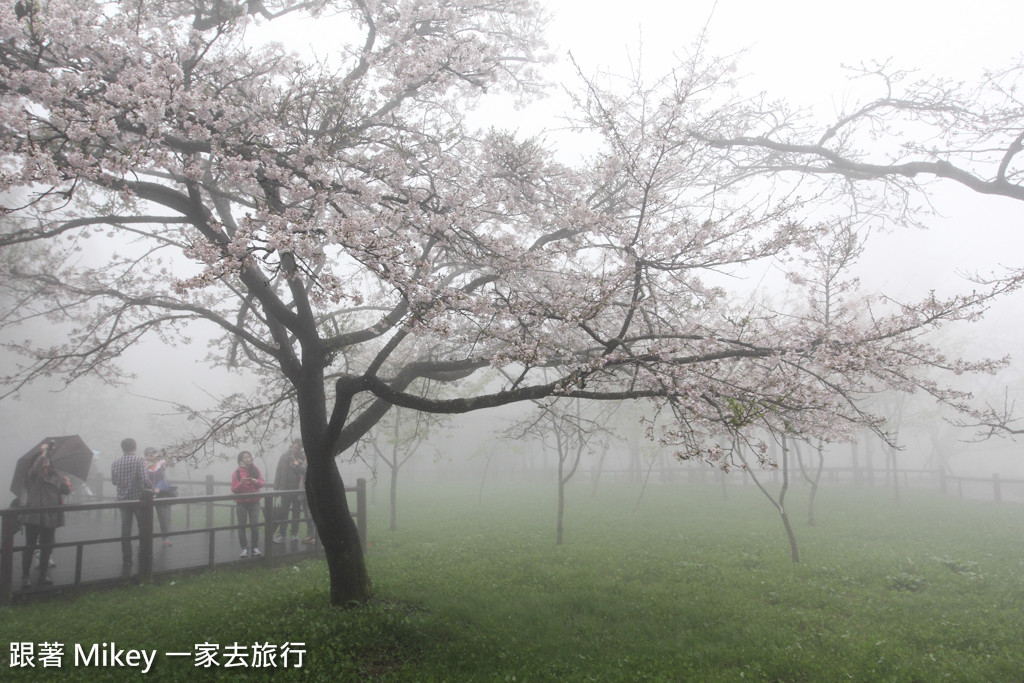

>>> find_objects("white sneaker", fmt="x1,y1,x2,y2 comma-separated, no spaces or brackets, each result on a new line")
273,534,285,543
252,547,263,557
240,548,249,558
291,535,300,542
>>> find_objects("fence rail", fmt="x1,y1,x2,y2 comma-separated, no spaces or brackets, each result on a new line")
0,477,366,606
612,464,1024,503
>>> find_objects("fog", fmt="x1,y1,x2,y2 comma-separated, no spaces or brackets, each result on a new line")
3,0,1024,499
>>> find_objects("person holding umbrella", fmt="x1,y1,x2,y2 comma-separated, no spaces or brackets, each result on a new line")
20,440,72,589
11,435,93,500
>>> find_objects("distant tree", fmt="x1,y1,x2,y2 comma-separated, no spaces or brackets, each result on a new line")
877,392,909,506
784,221,866,526
365,387,444,532
506,395,616,544
0,2,1014,604
791,439,824,527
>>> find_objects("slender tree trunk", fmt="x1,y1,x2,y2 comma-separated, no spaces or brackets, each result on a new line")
806,444,823,528
629,434,641,484
777,436,800,563
305,449,371,605
556,467,565,546
806,443,824,528
864,437,874,486
632,455,656,514
389,462,399,532
740,437,801,564
590,442,608,497
779,507,800,564
793,439,824,527
890,445,901,506
478,454,493,507
556,430,565,545
850,440,860,485
389,417,400,532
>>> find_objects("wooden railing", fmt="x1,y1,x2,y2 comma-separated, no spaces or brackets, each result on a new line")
0,478,366,606
609,464,1024,503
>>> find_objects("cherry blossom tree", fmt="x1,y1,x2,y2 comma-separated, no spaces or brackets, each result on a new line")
701,59,1024,438
0,1,1014,604
785,221,865,527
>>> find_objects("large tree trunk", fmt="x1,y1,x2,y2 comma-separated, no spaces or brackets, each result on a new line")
305,446,371,605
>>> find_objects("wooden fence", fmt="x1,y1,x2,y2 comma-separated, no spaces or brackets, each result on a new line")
587,463,1024,504
0,477,366,606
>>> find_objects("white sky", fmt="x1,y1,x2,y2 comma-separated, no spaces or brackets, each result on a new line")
550,0,1024,92
538,1,1024,289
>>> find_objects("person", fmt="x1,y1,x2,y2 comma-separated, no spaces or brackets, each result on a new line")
20,441,71,589
144,447,174,547
110,438,150,568
230,451,264,558
273,439,308,544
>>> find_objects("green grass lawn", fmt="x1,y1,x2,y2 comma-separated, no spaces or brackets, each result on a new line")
2,478,1023,681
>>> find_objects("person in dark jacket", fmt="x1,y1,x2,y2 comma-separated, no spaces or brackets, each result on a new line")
272,439,308,544
230,451,264,558
21,442,72,589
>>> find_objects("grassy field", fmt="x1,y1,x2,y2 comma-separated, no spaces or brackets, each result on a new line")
2,477,1023,681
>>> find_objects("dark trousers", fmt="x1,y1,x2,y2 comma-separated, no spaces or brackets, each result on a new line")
21,524,55,578
275,493,305,537
236,502,260,549
154,502,170,537
120,505,140,565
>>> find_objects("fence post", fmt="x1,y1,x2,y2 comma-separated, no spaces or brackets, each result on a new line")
993,474,1002,503
356,478,367,549
263,493,275,560
0,512,14,606
938,469,947,495
205,475,215,528
138,491,154,582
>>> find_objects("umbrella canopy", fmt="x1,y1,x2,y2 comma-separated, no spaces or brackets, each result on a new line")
10,435,94,498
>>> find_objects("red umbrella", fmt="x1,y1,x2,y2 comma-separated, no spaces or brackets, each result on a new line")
10,435,94,498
